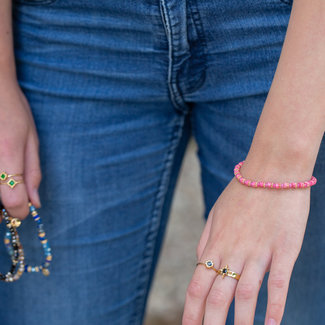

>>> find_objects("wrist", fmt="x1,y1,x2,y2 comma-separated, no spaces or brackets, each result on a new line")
0,71,19,94
240,134,322,183
0,57,18,88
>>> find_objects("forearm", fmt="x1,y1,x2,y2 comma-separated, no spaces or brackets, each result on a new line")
0,1,17,84
242,0,325,181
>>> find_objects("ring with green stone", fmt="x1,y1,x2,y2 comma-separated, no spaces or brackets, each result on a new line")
0,172,23,181
0,178,24,189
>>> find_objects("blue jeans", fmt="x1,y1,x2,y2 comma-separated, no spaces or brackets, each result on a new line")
2,0,324,324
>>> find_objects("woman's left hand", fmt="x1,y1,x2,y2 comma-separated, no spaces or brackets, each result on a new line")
182,167,311,325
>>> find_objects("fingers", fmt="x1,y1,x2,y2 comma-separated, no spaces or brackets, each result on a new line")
264,252,295,325
0,130,41,219
0,142,29,219
234,257,268,325
183,256,220,325
204,257,244,325
184,252,271,325
24,133,42,208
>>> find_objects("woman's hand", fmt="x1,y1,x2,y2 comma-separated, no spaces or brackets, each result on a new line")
182,170,310,325
182,0,325,322
0,1,41,219
0,79,42,219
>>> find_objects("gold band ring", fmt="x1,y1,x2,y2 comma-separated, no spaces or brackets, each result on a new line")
217,264,241,280
196,260,219,275
0,172,23,181
0,179,24,189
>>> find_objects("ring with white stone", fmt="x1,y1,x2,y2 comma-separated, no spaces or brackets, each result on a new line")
196,260,219,275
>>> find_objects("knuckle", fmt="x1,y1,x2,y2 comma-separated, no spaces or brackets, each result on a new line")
268,301,284,316
0,142,19,159
235,282,257,301
268,275,287,290
207,288,227,308
4,196,25,210
182,313,199,325
186,280,205,300
29,167,42,181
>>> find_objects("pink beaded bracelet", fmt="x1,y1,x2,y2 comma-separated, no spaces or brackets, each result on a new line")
234,161,317,189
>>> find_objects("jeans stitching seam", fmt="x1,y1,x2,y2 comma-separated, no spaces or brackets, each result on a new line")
130,115,185,324
159,0,188,112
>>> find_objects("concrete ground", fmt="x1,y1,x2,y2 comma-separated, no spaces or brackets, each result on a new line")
144,138,206,325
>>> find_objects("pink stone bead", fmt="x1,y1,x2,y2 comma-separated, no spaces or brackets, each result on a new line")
233,161,317,190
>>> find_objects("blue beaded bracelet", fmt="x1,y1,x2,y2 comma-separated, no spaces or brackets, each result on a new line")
5,202,52,276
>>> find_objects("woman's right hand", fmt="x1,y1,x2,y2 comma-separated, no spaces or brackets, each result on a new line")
0,79,42,219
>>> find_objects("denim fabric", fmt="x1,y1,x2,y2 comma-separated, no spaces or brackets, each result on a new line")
1,0,323,324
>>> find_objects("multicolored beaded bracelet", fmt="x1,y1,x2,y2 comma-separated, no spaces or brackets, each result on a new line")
234,161,317,189
27,202,52,276
1,208,25,282
5,202,52,277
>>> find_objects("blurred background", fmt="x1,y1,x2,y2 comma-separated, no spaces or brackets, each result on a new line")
144,138,206,325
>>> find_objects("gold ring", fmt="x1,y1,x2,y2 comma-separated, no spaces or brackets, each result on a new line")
0,179,24,189
217,264,241,280
196,260,219,275
0,172,23,181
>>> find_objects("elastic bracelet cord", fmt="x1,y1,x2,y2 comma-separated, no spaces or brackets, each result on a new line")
234,160,317,189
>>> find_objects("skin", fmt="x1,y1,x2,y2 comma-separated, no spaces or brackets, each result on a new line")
0,0,324,324
0,0,41,218
183,0,325,324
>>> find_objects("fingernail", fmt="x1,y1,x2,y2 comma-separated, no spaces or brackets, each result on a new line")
267,319,276,325
33,188,41,207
